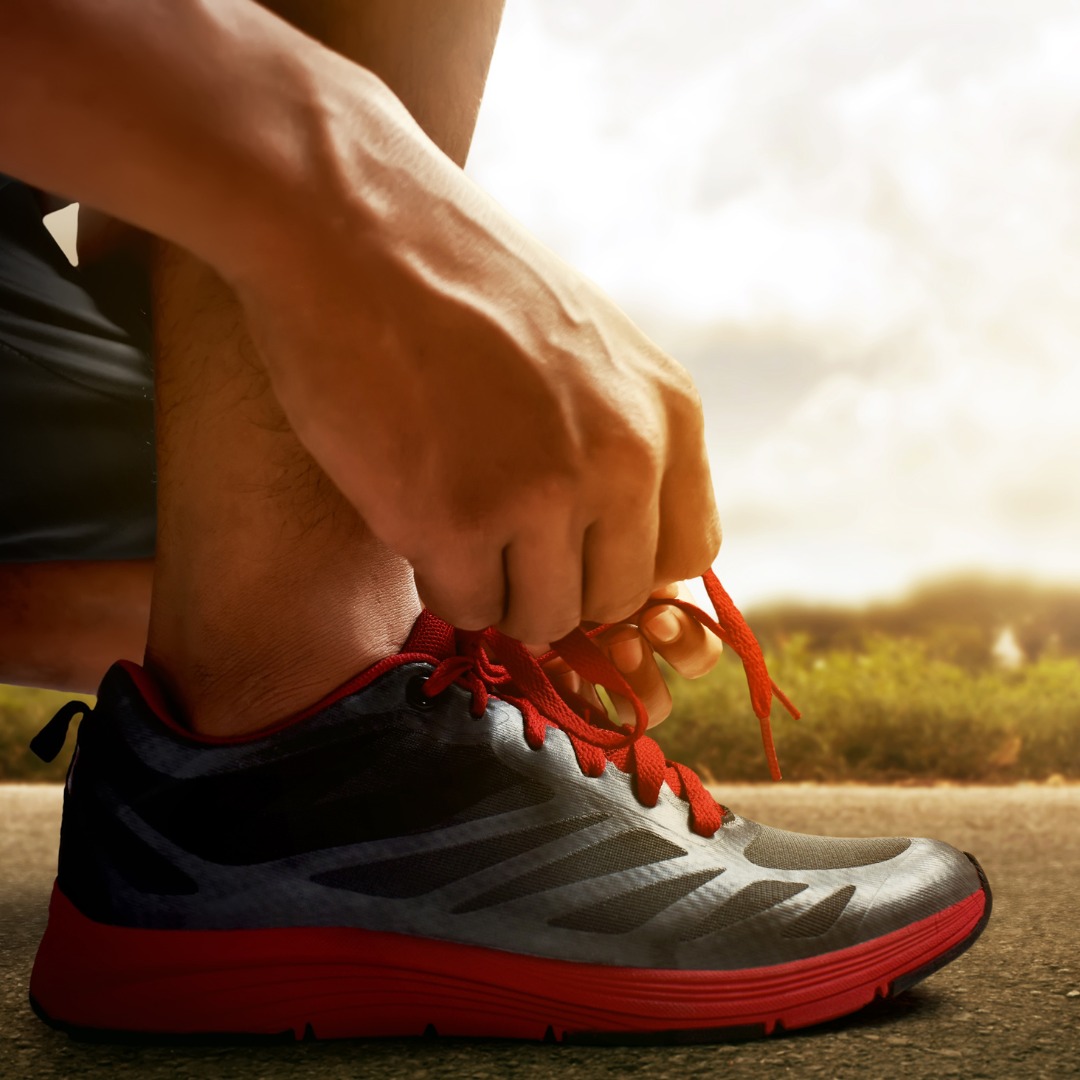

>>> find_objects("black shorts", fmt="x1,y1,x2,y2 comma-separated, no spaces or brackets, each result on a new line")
0,176,156,561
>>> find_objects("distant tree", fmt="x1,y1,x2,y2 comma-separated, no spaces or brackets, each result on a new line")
747,576,1080,662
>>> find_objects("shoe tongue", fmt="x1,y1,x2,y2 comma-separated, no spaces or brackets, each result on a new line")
403,608,458,659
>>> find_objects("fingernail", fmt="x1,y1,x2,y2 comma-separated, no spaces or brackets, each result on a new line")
611,634,644,672
645,608,681,644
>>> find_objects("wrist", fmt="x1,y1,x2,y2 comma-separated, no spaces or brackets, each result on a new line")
207,51,384,287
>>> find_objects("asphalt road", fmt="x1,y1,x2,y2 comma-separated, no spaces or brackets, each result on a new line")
2,783,1078,1079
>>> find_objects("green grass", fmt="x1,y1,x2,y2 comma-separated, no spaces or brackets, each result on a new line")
0,684,92,782
2,633,1078,784
663,635,1080,784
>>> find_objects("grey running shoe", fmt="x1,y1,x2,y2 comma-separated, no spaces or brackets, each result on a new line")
29,573,990,1042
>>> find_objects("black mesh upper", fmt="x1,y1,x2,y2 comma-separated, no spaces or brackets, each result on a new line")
453,830,687,913
549,869,723,934
782,885,857,938
744,825,910,870
75,705,550,866
59,786,198,923
312,814,605,898
681,880,808,940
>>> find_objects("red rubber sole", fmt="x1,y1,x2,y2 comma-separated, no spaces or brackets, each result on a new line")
30,876,989,1043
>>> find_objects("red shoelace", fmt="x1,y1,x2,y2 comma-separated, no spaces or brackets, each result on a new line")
421,569,799,838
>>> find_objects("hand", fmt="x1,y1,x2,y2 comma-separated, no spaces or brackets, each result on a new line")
230,63,721,645
540,583,724,727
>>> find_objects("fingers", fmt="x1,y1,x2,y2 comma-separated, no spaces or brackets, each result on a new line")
581,507,659,626
497,520,584,643
414,509,585,641
411,542,506,631
541,654,605,714
640,590,724,680
654,405,722,587
541,624,672,728
596,623,672,728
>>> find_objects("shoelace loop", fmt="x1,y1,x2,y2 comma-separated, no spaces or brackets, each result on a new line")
421,569,798,838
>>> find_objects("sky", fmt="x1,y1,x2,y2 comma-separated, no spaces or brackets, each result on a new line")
465,0,1080,606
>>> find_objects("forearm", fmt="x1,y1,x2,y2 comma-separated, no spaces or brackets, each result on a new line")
0,0,722,642
0,0,388,278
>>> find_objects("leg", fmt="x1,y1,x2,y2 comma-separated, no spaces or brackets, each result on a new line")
144,1,504,734
0,177,156,691
0,560,151,691
144,246,420,733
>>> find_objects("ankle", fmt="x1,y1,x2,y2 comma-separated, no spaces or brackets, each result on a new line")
145,554,420,736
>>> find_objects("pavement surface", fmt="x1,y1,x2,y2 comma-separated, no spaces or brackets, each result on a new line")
2,783,1078,1079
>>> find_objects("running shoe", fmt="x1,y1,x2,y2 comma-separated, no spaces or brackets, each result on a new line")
29,571,991,1043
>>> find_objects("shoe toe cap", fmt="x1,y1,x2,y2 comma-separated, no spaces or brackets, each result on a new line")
860,837,985,939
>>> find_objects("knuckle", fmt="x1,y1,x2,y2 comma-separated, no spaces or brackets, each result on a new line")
507,620,580,647
627,430,663,476
415,579,503,632
658,357,703,412
546,614,584,642
697,520,722,569
595,422,661,479
657,518,722,584
588,588,652,625
453,609,503,632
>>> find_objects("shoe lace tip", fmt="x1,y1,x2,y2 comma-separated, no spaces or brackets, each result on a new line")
772,681,801,721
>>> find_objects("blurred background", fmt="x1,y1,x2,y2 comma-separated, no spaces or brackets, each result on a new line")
472,0,1080,785
4,0,1078,783
469,0,1080,608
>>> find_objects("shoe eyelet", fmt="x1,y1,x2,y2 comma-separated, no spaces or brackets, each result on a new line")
406,673,438,711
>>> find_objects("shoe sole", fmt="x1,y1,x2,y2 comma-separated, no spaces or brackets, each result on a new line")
29,855,991,1045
